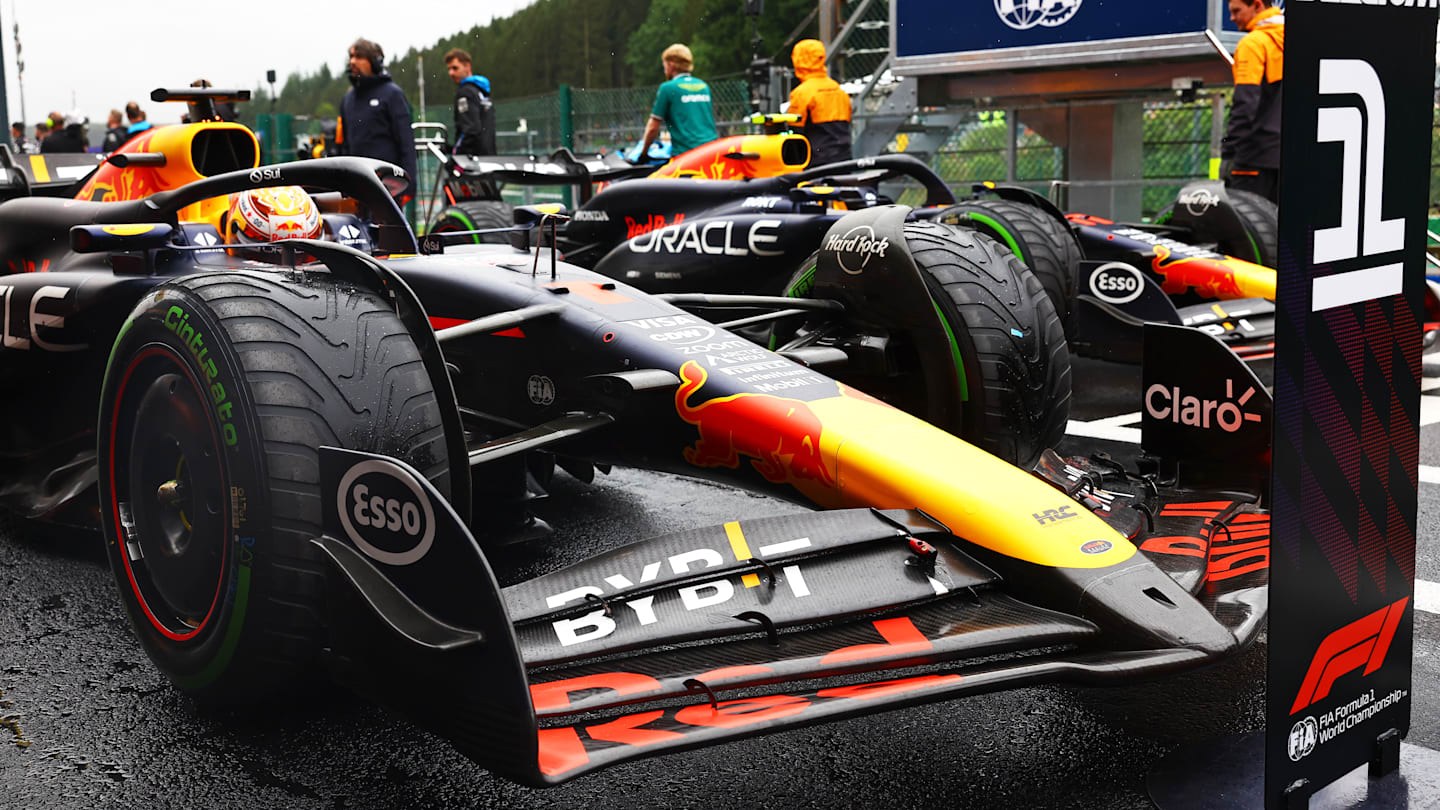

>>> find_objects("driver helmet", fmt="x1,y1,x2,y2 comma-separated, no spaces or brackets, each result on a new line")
224,185,322,257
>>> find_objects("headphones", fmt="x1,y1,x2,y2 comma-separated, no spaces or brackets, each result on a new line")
352,42,385,74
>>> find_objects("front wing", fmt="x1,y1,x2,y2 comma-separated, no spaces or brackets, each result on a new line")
313,445,1267,787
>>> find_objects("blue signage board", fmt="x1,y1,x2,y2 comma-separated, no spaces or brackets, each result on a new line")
892,0,1236,75
896,0,1207,57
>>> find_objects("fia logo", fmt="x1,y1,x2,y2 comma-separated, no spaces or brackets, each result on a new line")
1311,59,1406,312
1288,716,1319,761
994,0,1082,31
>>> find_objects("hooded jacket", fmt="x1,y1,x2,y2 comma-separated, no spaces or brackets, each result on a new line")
40,124,86,153
338,71,418,196
788,39,852,167
454,74,497,156
1221,6,1284,170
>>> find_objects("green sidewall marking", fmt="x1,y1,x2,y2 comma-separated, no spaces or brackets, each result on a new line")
112,298,252,691
772,264,819,350
966,212,1023,264
1244,231,1262,264
174,564,250,690
103,316,136,384
784,264,817,299
445,209,482,244
932,300,969,402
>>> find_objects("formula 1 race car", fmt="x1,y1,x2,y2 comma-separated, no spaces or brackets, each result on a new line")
422,137,1302,364
0,96,1271,787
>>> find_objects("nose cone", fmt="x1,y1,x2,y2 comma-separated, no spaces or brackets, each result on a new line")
1076,556,1239,655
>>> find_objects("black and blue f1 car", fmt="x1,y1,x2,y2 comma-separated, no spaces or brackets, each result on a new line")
0,99,1270,786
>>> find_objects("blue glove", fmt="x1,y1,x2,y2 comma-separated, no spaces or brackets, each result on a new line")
622,144,645,164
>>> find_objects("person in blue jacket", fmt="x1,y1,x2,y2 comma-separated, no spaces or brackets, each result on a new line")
444,48,496,156
337,37,417,202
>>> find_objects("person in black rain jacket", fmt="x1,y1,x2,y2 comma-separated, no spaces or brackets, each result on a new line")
337,37,417,201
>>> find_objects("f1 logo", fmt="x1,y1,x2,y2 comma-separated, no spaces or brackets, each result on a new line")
1311,59,1406,312
1289,596,1409,714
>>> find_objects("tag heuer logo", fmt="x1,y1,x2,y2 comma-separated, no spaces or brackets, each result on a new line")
995,0,1082,30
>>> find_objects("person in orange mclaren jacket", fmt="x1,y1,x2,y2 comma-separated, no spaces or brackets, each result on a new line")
1221,0,1284,204
788,39,852,167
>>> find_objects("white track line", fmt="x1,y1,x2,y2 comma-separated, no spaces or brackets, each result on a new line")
1418,580,1440,616
1065,418,1142,444
1064,417,1440,615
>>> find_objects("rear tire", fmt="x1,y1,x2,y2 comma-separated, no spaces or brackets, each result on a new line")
428,200,514,245
935,199,1082,341
98,271,450,705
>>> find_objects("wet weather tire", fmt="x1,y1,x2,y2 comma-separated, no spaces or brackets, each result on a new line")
1155,188,1278,268
98,271,450,704
906,221,1072,468
778,224,1072,468
428,200,514,244
935,199,1083,341
1222,189,1278,268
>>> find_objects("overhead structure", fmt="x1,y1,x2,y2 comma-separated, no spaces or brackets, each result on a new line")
883,0,1243,219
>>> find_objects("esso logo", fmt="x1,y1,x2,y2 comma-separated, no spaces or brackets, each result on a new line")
1089,262,1145,305
336,459,435,566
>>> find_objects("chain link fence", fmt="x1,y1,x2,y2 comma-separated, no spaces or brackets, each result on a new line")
412,77,1440,226
830,0,891,84
912,95,1228,217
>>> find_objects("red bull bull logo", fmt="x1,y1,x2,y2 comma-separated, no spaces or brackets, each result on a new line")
1149,244,1275,301
675,361,835,487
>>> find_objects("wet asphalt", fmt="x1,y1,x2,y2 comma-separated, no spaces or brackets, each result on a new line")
1,358,1437,810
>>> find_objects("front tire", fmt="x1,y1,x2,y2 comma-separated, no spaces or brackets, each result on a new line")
779,224,1071,468
1222,189,1279,268
98,271,450,704
908,222,1072,468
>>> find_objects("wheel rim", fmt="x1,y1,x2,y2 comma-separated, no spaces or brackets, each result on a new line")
431,212,481,244
108,346,228,641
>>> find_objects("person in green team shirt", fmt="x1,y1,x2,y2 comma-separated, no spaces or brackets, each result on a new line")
637,43,719,159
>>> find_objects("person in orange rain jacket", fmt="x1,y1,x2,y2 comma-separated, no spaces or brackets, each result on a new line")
788,39,852,167
1221,0,1284,204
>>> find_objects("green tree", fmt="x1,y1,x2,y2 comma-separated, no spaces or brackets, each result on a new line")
262,0,819,115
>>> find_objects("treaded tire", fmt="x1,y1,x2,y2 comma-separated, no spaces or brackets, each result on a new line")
1223,189,1279,268
98,271,450,705
935,199,1082,340
778,226,1071,468
429,200,514,245
906,221,1072,468
1155,188,1278,267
